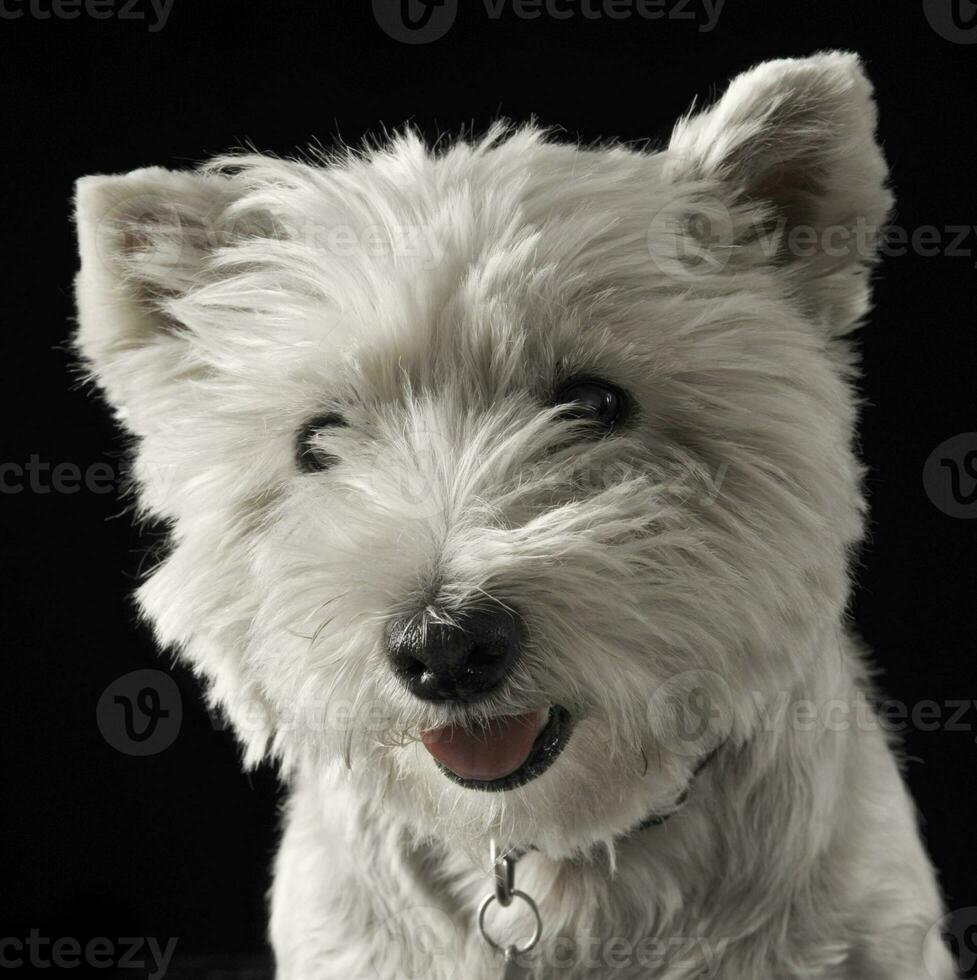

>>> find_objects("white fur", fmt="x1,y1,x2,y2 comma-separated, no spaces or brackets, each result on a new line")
73,52,953,978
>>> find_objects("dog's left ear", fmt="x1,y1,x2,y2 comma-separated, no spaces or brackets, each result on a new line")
667,51,892,330
73,167,269,437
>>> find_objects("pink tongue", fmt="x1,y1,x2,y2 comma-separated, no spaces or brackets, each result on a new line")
421,711,546,781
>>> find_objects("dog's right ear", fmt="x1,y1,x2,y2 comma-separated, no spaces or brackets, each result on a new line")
73,168,254,436
665,52,892,331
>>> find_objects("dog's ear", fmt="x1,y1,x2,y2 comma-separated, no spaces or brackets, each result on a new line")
666,51,892,331
73,167,261,435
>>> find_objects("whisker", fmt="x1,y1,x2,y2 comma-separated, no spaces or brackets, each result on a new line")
470,585,517,617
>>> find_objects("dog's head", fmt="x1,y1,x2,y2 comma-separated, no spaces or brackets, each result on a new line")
74,53,890,855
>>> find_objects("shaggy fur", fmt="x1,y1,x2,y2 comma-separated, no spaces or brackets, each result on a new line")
74,52,954,978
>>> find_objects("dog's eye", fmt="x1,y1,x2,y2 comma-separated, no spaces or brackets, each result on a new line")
296,413,347,473
554,379,627,430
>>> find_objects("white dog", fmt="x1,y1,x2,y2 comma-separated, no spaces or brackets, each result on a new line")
74,52,954,979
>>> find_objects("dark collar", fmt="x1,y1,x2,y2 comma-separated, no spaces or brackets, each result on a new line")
624,743,723,836
511,742,723,859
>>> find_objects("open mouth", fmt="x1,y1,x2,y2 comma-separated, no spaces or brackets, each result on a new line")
420,706,573,792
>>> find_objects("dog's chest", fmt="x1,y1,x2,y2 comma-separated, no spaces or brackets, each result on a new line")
435,850,706,980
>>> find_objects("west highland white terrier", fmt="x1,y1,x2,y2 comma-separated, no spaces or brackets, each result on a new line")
74,52,954,979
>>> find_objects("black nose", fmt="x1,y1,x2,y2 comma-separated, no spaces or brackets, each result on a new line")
385,608,521,703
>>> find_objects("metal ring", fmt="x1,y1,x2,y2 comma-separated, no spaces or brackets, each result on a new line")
477,890,542,955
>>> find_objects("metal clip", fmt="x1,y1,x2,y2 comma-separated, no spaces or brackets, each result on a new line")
491,838,517,907
478,839,542,962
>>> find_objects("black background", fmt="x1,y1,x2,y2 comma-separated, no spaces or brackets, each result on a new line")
2,0,974,973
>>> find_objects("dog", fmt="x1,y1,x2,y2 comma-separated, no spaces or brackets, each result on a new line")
73,51,955,979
